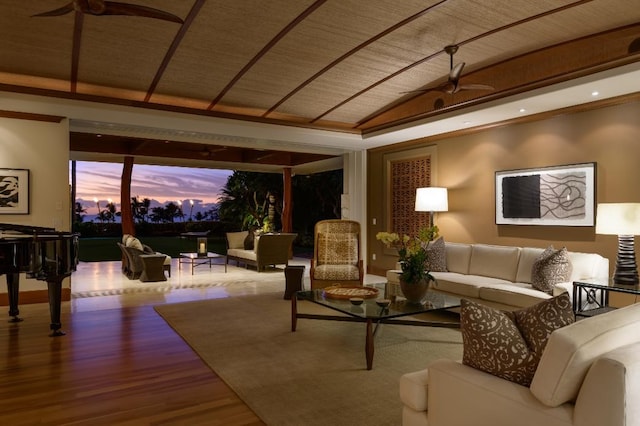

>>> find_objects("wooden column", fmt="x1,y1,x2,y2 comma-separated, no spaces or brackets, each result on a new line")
121,156,135,236
282,168,293,233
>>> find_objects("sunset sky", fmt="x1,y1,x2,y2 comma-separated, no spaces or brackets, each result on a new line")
73,161,233,216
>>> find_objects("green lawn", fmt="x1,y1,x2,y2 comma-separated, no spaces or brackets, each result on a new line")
78,236,312,262
78,236,228,262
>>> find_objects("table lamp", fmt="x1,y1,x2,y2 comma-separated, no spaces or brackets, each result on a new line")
595,203,640,285
415,187,448,228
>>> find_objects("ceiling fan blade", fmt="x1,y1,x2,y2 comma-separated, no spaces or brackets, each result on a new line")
449,62,465,83
400,81,452,95
102,1,183,23
400,88,438,94
31,3,75,17
458,83,495,91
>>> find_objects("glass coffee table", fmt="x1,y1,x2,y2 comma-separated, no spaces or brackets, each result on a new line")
179,252,226,275
292,285,460,370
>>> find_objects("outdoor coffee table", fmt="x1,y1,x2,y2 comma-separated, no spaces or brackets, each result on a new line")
179,252,226,274
292,286,460,370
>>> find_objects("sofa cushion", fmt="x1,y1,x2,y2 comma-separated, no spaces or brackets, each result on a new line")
469,244,521,281
227,248,257,261
515,247,545,283
461,293,573,387
478,283,553,309
226,231,248,249
425,237,447,272
530,302,640,407
445,243,472,274
531,247,572,293
431,273,512,299
317,232,358,265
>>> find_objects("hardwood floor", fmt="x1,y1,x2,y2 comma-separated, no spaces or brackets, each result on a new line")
0,303,264,425
0,260,384,425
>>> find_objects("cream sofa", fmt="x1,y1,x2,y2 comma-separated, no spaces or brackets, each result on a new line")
386,242,609,310
400,301,640,426
225,231,297,272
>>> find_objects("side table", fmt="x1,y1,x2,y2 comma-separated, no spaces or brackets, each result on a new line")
573,280,640,318
139,254,168,282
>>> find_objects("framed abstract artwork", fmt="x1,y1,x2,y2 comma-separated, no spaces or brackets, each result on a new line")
495,162,596,226
0,168,30,214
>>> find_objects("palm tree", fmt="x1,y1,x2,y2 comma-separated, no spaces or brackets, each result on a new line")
131,196,151,223
73,201,87,224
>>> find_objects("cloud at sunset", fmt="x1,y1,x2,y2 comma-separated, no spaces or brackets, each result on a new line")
73,161,233,215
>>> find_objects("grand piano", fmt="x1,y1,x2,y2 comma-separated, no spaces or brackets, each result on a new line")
0,223,79,336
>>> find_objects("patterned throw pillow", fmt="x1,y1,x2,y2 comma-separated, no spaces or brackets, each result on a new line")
461,292,574,387
425,237,447,272
508,292,574,364
317,233,358,265
531,246,573,293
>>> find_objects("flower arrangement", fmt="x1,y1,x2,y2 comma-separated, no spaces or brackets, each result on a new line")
376,226,439,284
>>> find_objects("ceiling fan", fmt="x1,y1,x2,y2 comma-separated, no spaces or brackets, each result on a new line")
31,0,183,24
404,44,494,95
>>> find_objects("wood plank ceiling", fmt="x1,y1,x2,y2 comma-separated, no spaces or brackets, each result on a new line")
0,0,639,168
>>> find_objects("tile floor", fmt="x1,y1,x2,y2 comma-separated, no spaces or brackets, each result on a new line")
70,256,386,312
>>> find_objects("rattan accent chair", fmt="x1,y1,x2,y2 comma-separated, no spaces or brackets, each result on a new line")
310,219,364,289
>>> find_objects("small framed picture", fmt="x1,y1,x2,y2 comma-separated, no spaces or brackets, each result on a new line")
0,168,30,214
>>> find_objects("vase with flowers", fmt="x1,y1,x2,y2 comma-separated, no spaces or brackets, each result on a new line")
376,226,439,304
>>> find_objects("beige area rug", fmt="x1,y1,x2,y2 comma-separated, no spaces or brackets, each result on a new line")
155,292,462,426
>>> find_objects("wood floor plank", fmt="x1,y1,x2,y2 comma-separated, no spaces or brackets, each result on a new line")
0,302,265,425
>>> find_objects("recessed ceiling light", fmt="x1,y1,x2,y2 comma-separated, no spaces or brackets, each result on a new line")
591,91,599,96
96,134,102,137
463,121,471,125
519,108,526,113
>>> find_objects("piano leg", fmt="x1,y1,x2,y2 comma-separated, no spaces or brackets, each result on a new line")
47,278,65,337
6,272,23,323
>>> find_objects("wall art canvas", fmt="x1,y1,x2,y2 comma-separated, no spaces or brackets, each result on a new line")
0,168,30,214
495,163,595,226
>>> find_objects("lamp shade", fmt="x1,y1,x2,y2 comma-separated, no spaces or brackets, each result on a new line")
415,187,448,212
595,203,640,235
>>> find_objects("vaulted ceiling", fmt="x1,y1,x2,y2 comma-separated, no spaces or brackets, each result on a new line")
0,0,639,170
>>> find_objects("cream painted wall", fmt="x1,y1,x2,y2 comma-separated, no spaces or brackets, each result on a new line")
368,99,640,277
0,116,71,291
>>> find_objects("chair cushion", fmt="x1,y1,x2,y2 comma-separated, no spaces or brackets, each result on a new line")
531,246,572,293
530,302,640,407
425,237,447,272
316,232,358,265
461,293,573,387
313,264,360,281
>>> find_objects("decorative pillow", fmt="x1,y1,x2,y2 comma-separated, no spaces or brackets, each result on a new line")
425,237,447,272
508,291,574,364
244,227,259,250
531,246,573,293
461,292,574,387
317,233,358,265
125,236,143,251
